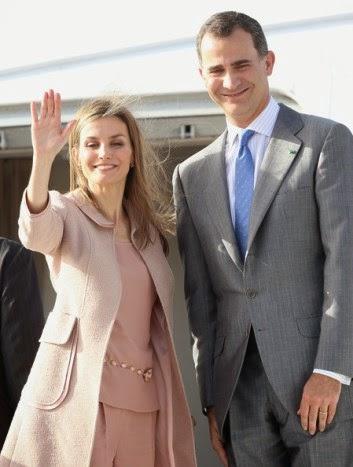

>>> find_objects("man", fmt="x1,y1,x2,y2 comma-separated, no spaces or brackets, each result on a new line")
173,11,353,466
0,237,44,448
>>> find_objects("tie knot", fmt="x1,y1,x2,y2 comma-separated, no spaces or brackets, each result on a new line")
239,129,255,149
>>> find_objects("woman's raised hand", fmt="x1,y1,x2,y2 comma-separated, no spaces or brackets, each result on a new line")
31,89,76,165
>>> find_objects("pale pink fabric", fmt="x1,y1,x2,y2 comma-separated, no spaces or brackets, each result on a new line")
90,403,157,467
99,240,159,412
1,190,197,467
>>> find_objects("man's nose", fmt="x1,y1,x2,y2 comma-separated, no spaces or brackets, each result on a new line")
223,71,240,89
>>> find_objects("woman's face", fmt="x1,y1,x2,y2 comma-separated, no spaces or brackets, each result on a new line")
78,116,133,190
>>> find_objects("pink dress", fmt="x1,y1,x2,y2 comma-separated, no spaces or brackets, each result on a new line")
91,239,160,466
99,238,159,412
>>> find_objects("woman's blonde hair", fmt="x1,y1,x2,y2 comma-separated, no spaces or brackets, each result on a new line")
68,96,174,252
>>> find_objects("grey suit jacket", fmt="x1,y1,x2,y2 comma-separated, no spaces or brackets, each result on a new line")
173,104,353,434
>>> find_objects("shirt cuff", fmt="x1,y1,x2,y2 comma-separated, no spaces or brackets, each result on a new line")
313,369,351,385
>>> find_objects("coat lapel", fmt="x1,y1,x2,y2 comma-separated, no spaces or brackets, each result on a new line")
128,213,172,321
137,239,171,319
69,191,171,317
203,132,244,272
247,105,304,251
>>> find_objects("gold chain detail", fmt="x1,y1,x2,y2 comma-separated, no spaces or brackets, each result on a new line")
104,357,153,382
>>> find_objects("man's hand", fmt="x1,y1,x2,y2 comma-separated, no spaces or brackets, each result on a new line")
207,407,228,466
297,373,341,435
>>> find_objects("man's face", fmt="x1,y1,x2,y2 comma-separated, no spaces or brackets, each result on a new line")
199,28,275,128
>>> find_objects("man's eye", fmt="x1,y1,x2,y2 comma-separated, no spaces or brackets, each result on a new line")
236,64,250,70
209,70,223,76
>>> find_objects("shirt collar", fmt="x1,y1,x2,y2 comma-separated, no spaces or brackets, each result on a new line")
226,97,280,148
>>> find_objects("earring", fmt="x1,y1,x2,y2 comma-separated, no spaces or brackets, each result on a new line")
130,161,135,168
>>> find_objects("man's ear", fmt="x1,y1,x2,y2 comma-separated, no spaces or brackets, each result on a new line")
265,51,275,76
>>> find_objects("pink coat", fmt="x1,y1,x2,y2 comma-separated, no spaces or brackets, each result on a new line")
0,190,197,467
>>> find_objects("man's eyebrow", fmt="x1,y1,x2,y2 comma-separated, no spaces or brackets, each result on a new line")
207,59,252,72
232,59,252,66
207,64,224,72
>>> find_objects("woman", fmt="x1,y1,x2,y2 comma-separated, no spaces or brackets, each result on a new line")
0,90,197,467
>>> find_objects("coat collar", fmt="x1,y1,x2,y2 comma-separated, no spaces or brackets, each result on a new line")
67,190,139,240
202,132,245,272
202,104,304,270
247,104,304,251
67,190,169,316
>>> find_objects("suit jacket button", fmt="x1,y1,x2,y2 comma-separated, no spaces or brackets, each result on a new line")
246,289,257,299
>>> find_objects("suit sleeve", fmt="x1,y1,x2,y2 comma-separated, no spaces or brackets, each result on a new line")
314,122,353,378
1,244,44,408
173,164,217,410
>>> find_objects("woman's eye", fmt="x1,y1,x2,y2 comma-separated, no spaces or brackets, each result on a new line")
86,143,98,148
112,142,123,147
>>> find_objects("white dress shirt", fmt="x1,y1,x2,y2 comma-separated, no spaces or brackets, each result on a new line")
225,96,350,386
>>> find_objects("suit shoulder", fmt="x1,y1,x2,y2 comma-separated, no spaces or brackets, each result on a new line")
280,104,352,142
300,112,342,130
0,237,32,272
0,237,28,258
295,108,351,136
178,131,226,177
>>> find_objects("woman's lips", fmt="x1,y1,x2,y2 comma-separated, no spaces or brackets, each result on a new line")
94,164,117,171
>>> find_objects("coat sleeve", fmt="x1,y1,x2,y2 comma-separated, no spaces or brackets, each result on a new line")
18,189,68,255
0,242,44,408
314,122,353,378
173,164,217,411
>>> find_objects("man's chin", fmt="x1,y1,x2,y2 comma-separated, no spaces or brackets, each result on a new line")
223,105,253,126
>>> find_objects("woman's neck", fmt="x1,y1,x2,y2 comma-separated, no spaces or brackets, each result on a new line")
90,183,124,223
89,182,131,240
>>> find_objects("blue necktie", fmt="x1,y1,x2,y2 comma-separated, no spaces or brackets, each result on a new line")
234,129,255,260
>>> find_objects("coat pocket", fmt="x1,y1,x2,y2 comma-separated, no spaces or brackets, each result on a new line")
296,315,322,338
22,312,78,410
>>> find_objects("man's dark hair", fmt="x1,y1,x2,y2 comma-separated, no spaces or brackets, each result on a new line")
196,11,268,63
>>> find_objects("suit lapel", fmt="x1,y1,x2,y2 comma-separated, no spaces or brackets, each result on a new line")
247,105,304,251
203,132,244,272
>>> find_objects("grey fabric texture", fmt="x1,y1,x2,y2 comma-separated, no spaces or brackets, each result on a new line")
173,104,353,438
226,331,353,466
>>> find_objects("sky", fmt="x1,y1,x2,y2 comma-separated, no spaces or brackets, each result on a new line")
2,0,353,71
1,0,352,129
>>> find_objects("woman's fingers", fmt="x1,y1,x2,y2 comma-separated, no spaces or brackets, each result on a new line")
30,89,68,161
37,90,58,121
30,101,39,124
54,92,61,119
47,89,54,117
40,91,48,119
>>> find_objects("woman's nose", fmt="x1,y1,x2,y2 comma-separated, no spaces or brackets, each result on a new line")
98,146,111,159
